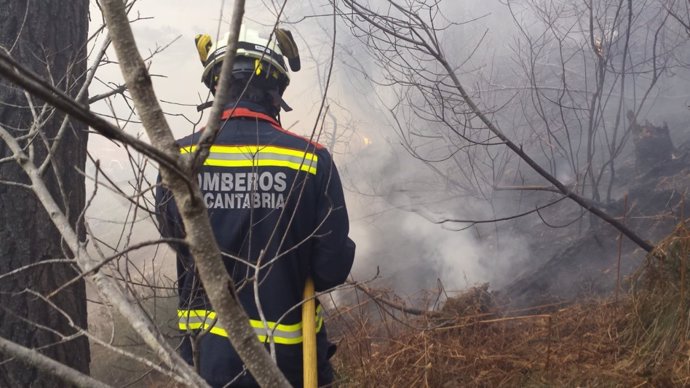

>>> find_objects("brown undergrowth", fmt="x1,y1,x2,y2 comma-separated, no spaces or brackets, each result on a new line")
329,220,690,387
621,219,690,387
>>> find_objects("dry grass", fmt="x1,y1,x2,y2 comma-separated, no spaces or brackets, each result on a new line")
621,219,690,386
332,296,636,387
330,220,690,387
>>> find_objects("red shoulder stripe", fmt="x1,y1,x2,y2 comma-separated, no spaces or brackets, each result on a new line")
269,123,325,150
219,107,324,150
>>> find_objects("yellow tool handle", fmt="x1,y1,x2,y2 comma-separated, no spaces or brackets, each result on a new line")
302,277,317,388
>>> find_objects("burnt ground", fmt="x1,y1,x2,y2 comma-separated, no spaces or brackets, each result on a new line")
503,138,690,307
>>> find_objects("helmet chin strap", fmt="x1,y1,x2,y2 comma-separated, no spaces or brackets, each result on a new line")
263,88,289,117
280,97,292,112
196,100,214,112
280,99,293,112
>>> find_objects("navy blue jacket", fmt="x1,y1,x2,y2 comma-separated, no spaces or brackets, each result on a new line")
155,103,355,387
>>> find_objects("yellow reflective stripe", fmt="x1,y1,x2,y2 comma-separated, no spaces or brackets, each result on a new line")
177,309,218,320
182,145,317,158
177,306,324,345
202,158,316,174
179,145,318,174
178,321,233,341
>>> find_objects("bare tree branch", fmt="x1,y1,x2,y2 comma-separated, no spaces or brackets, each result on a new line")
0,124,207,387
99,0,291,386
0,48,186,182
337,0,655,252
0,336,111,388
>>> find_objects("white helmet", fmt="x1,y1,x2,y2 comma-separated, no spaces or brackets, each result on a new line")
196,25,300,96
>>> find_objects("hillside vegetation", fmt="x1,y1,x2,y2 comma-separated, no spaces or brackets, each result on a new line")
332,220,690,387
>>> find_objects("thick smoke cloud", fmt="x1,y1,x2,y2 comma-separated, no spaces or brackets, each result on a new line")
87,0,690,301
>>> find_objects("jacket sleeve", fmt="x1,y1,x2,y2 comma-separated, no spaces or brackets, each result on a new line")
155,175,198,305
154,175,188,256
311,151,356,292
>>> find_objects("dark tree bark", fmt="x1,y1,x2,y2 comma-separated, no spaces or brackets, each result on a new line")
0,1,90,385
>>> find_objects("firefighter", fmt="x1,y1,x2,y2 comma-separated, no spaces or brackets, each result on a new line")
155,25,356,387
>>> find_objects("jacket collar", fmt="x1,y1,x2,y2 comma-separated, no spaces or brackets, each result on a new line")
220,101,280,127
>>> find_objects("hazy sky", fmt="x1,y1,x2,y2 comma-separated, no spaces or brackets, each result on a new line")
89,1,352,137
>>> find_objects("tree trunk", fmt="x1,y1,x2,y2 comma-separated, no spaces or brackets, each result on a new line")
0,1,90,385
